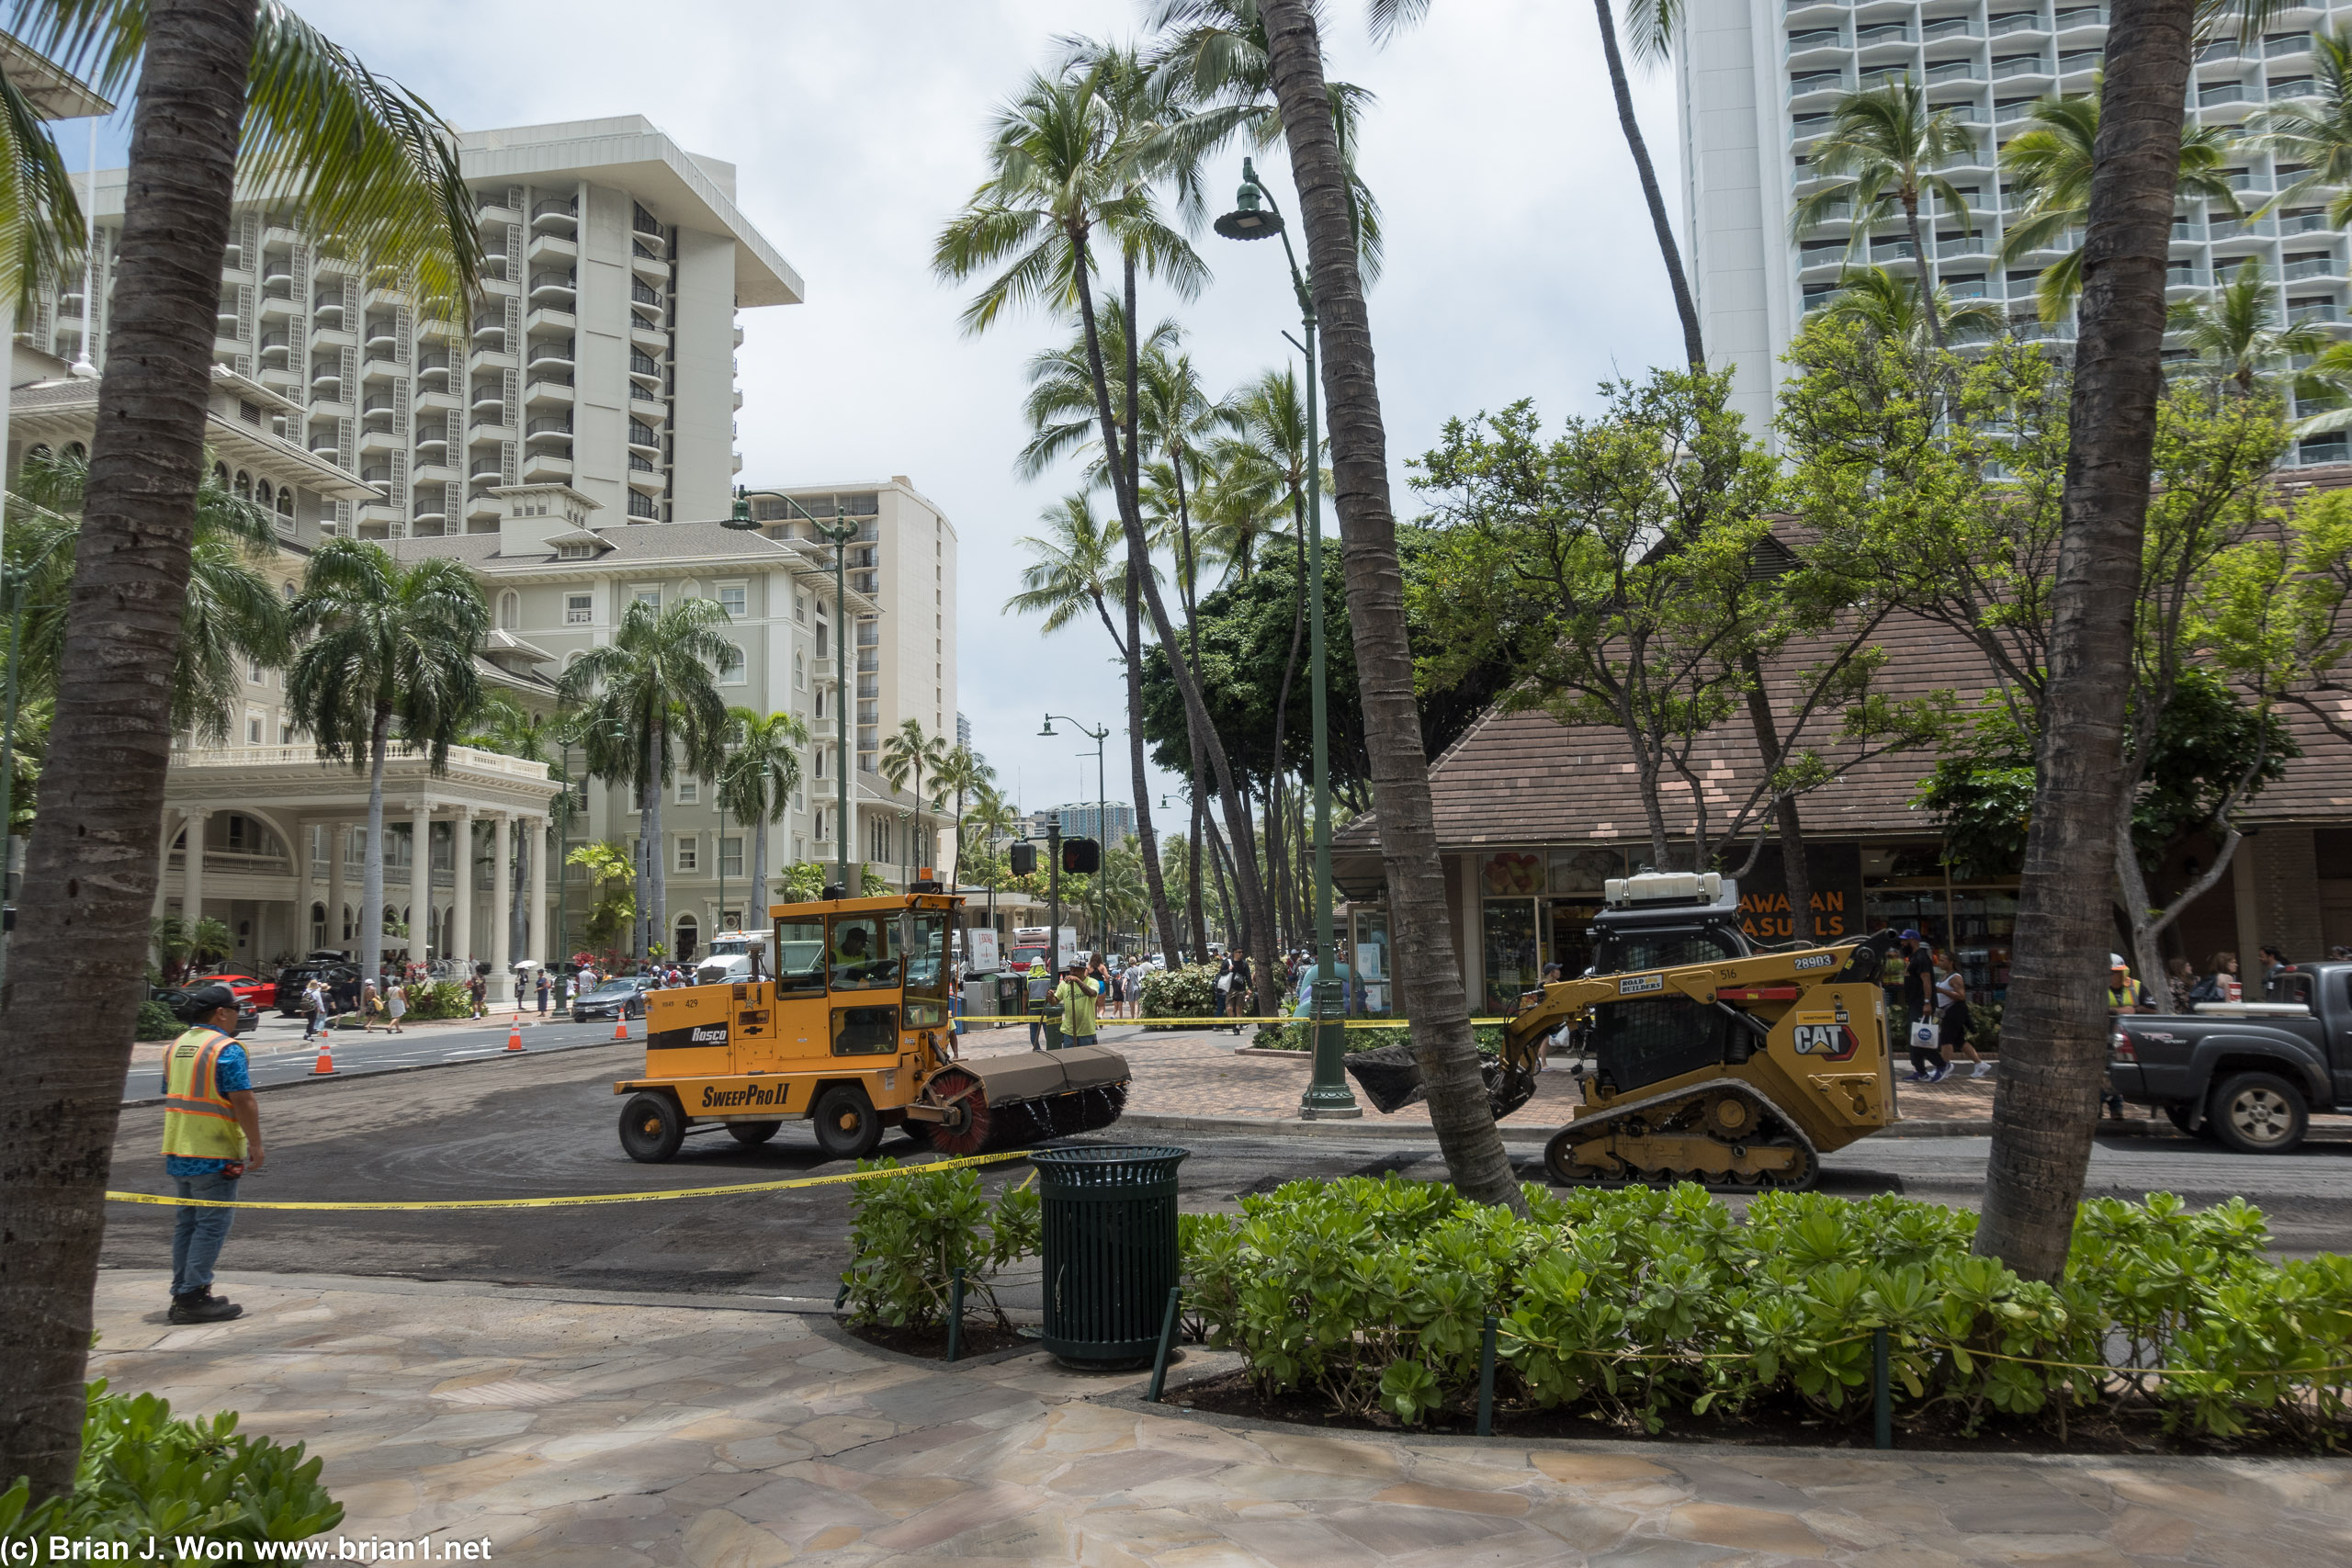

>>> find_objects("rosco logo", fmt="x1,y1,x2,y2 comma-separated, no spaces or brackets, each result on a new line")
1792,953,1835,971
1618,974,1664,995
689,1026,727,1044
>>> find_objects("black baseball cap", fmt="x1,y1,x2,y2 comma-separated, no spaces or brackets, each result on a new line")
178,982,239,1021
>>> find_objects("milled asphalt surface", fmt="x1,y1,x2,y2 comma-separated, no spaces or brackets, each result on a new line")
100,1036,2352,1305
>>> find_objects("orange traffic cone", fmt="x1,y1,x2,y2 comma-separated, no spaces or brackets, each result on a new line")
613,1014,629,1041
310,1040,337,1076
504,1023,524,1053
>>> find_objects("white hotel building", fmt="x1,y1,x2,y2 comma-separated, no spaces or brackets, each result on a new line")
1678,0,2352,461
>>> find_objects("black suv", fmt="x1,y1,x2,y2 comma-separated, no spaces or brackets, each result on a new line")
273,956,362,1016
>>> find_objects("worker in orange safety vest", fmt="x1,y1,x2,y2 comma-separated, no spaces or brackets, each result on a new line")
159,982,266,1324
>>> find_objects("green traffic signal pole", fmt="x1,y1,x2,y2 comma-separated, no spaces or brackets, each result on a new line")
1216,161,1359,1118
1040,713,1107,954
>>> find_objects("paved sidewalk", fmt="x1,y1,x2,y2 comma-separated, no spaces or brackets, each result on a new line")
90,1269,2352,1566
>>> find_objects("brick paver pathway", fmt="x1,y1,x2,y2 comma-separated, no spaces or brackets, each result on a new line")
89,1269,2352,1566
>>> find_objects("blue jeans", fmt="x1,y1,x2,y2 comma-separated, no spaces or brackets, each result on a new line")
171,1169,239,1298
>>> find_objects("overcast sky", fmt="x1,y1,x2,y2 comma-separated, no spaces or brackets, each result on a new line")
91,0,1686,825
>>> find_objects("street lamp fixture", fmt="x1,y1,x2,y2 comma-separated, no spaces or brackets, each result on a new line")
1215,157,1360,1120
1040,713,1110,957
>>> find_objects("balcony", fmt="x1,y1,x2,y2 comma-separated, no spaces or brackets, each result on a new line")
630,387,665,413
527,269,576,307
413,354,449,384
2052,5,2107,26
1990,11,2045,34
632,207,663,240
1926,59,1980,84
215,308,240,337
531,197,578,233
2290,299,2343,324
2058,50,2100,72
2281,209,2332,233
359,465,392,490
1923,16,1977,39
466,491,502,524
524,374,574,407
1937,234,1989,257
1786,26,1843,51
360,394,398,421
469,460,505,486
1992,53,2050,77
1869,237,1917,262
1854,21,1910,45
626,422,661,458
311,290,345,322
356,425,400,457
522,448,573,483
2199,81,2252,106
629,280,663,318
1996,98,2038,121
2209,215,2275,239
311,440,342,463
526,340,574,370
476,190,516,220
2270,75,2318,99
479,251,509,283
525,229,577,269
471,313,505,352
2269,31,2314,56
256,331,291,364
525,415,573,442
2283,255,2344,280
628,318,668,353
628,350,662,380
470,385,504,418
1790,68,1849,96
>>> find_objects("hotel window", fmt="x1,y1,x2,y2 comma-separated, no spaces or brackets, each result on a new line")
677,779,699,806
718,583,746,617
720,836,743,876
794,649,806,691
498,590,520,630
633,585,661,610
675,835,698,874
718,644,747,685
565,593,592,625
246,716,263,743
794,592,807,624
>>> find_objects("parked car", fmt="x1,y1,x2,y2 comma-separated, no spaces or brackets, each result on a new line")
571,976,651,1023
152,984,258,1035
2108,961,2352,1153
198,968,277,1010
272,958,362,1017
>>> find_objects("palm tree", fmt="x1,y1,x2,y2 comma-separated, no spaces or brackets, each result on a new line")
964,780,1020,947
1249,0,1523,1213
931,743,995,887
465,694,571,961
1997,94,2239,323
933,55,1284,1015
718,706,808,915
878,717,949,886
285,540,489,990
0,1,481,1496
2166,258,2335,395
2245,28,2352,226
1789,77,1979,349
1008,492,1133,647
560,599,733,963
7,446,289,744
1818,264,2006,350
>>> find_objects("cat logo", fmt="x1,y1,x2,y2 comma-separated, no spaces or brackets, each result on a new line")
1792,1021,1860,1061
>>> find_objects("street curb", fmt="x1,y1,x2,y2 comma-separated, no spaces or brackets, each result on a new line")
119,1035,630,1109
1113,1111,2043,1144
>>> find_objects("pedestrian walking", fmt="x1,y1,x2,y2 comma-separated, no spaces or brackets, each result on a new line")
158,983,264,1325
1025,957,1053,1050
300,977,324,1042
2258,944,2288,998
2165,956,2198,1014
2188,951,2242,1004
1088,953,1114,1020
358,976,380,1033
466,968,487,1019
384,977,407,1034
1227,953,1253,1032
2105,955,2153,1118
1054,961,1101,1052
1935,951,1990,1079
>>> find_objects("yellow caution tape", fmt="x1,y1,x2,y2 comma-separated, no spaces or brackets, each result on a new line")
107,1147,1031,1213
958,1016,1515,1027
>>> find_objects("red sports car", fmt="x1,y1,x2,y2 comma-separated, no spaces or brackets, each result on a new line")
201,970,278,1010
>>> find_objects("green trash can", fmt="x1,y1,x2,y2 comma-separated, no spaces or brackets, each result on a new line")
1033,1145,1191,1368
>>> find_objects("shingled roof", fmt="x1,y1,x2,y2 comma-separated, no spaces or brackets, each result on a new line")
1334,608,2352,859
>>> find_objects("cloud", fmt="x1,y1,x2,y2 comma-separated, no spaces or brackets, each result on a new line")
200,0,1688,852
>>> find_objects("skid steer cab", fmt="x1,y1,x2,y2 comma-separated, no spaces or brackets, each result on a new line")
613,891,1130,1163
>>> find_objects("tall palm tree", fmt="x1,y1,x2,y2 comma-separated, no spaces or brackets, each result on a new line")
933,55,1284,1015
1818,264,2006,349
7,446,289,743
1008,492,1133,649
285,540,489,993
1998,93,2238,322
877,717,948,886
2245,28,2352,225
964,780,1019,945
463,694,570,961
931,743,995,888
1251,0,1522,1213
1789,77,1979,349
560,599,732,962
2166,257,2335,395
0,0,480,1497
718,706,808,918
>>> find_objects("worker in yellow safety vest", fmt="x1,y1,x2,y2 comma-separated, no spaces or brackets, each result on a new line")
159,982,265,1325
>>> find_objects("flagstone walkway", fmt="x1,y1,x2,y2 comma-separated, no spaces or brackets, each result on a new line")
91,1269,2352,1566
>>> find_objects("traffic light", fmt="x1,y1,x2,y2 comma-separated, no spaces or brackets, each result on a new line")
1008,842,1037,876
1061,837,1101,874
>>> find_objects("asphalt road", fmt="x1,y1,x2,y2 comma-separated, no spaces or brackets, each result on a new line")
101,1047,2352,1308
124,1013,636,1100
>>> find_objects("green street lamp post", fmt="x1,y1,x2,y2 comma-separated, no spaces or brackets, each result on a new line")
1039,714,1107,956
729,488,858,898
1216,159,1360,1118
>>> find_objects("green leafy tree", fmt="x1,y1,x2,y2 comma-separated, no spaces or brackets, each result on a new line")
877,717,949,886
1996,92,2238,322
566,840,637,960
285,540,489,989
0,0,481,1495
718,706,808,920
560,598,732,962
464,694,570,961
931,743,995,886
2166,258,2335,397
1788,77,1979,349
2202,487,2352,746
1817,264,2005,350
775,860,888,904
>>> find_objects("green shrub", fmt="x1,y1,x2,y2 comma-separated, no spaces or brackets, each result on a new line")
1252,1022,1504,1055
134,1000,181,1042
1,1381,342,1562
401,979,471,1021
1139,963,1225,1031
1182,1176,2352,1441
839,1158,1040,1332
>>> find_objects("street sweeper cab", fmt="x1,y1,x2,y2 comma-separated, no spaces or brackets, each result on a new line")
613,890,1130,1162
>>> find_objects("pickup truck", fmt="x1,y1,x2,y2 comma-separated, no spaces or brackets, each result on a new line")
2108,962,2352,1153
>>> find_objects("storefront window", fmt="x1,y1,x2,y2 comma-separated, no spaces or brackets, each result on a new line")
1548,848,1623,895
1482,898,1541,1013
1351,910,1394,1017
1951,886,2017,1003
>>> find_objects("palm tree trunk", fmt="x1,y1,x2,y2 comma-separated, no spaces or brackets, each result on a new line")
645,721,665,961
1902,194,1947,351
0,0,257,1499
1122,565,1182,963
1175,462,1211,964
750,810,767,928
1268,528,1307,951
1069,238,1280,1016
1187,780,1209,963
1259,0,1523,1213
1595,0,1705,369
1974,0,2193,1284
1740,651,1814,944
361,706,391,984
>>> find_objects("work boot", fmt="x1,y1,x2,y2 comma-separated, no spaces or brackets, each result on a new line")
168,1292,243,1325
